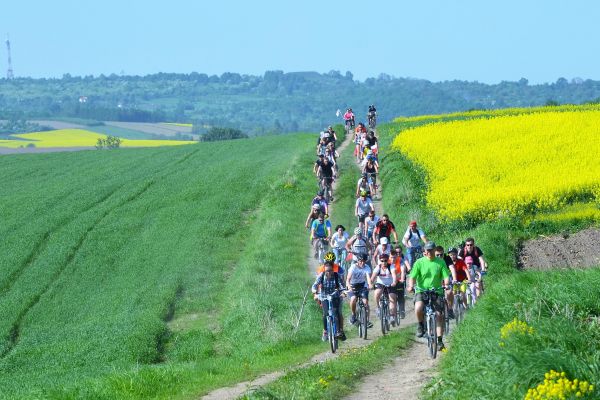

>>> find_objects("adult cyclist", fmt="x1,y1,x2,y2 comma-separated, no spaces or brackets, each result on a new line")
402,220,428,268
311,190,329,215
355,190,374,231
448,247,471,309
345,253,373,327
346,227,369,264
391,245,410,318
310,213,332,260
344,108,355,130
312,260,347,341
373,214,399,245
371,253,398,325
330,225,350,267
407,241,450,351
367,104,377,128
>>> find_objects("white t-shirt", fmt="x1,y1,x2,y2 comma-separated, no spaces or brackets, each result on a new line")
331,231,349,249
356,197,373,216
347,264,372,285
373,265,394,286
403,228,425,248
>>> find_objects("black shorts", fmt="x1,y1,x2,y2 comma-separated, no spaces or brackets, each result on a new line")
357,214,367,223
349,283,369,299
414,291,444,312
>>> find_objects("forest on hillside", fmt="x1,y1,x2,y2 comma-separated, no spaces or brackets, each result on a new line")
1,71,600,135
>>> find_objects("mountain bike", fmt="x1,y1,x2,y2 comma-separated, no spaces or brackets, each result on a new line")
377,285,391,335
315,237,329,263
452,282,466,324
320,177,334,202
351,285,369,340
368,113,377,129
319,290,342,353
418,287,442,359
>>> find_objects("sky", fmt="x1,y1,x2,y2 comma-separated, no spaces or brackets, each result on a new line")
0,0,598,84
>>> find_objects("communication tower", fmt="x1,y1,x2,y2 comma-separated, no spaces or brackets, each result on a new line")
6,35,14,79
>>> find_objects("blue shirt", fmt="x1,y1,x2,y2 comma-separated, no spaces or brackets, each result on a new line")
311,219,331,238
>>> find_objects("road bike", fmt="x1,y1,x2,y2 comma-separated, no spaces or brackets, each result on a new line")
319,290,342,353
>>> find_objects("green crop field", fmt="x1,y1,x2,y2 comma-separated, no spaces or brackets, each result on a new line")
0,133,337,399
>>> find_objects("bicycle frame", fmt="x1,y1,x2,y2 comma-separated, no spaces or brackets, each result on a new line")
319,290,341,353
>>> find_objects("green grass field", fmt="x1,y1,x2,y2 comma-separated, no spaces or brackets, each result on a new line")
0,132,345,399
375,117,600,400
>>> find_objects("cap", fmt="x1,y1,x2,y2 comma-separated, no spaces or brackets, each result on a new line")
409,220,417,227
424,242,436,251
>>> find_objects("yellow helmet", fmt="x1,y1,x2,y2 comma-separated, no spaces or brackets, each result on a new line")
324,251,336,262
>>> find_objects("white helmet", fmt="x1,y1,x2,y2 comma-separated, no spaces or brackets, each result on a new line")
380,237,388,245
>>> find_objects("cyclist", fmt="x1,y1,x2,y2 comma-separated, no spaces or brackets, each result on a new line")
345,253,373,327
448,247,471,309
305,203,321,229
364,210,380,254
312,260,347,341
317,157,335,201
344,108,355,130
316,137,328,156
346,227,369,264
407,241,450,351
391,245,410,318
372,236,392,265
310,213,332,259
371,253,398,325
362,157,379,196
373,214,399,245
354,123,367,161
367,104,377,127
356,173,373,199
435,245,456,319
464,256,483,300
355,190,374,231
402,220,428,267
325,125,337,144
458,237,488,272
331,225,349,267
311,190,329,215
313,154,325,178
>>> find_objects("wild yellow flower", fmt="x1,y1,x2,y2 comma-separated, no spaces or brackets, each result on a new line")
525,369,595,399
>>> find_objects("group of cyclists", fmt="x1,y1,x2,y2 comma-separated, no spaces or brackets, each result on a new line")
308,105,489,351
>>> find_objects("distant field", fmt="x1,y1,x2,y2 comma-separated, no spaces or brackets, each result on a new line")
392,106,600,223
0,129,195,149
0,132,326,399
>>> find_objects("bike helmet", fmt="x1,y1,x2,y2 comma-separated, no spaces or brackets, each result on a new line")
360,190,367,197
324,251,336,263
379,253,389,260
312,204,320,210
354,227,362,235
448,247,458,254
359,253,369,261
380,237,388,245
317,189,324,196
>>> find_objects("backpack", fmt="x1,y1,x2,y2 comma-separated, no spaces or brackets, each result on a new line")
409,228,422,240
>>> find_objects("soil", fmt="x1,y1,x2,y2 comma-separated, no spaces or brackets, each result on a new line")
0,146,94,155
518,228,600,269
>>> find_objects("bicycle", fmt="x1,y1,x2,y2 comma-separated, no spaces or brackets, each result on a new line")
368,113,377,129
452,282,467,324
351,285,369,340
377,285,391,335
333,247,349,277
315,237,329,263
320,177,334,202
417,287,443,359
319,290,342,353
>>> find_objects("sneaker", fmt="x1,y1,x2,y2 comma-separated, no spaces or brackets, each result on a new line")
349,314,357,325
437,340,446,351
416,324,425,338
336,330,347,341
400,311,406,319
391,319,397,327
448,309,455,319
367,321,373,328
322,331,328,342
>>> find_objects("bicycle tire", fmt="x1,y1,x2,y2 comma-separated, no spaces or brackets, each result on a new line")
444,299,450,335
427,312,437,359
379,301,386,335
357,305,364,338
361,303,368,340
328,316,337,353
384,304,390,333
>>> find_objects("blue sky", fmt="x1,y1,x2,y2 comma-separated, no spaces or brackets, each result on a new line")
1,0,598,83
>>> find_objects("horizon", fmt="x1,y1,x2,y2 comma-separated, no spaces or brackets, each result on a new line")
1,0,598,85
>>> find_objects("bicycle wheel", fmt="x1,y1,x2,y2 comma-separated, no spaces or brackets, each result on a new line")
383,303,390,333
379,301,386,335
361,304,368,340
357,306,364,339
444,300,450,335
427,312,437,359
327,316,337,353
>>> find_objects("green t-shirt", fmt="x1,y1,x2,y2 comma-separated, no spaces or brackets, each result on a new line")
410,257,449,294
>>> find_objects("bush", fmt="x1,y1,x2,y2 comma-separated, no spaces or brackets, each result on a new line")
95,135,122,149
199,127,248,142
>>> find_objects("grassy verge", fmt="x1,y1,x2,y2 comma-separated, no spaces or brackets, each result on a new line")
375,119,600,400
241,328,414,400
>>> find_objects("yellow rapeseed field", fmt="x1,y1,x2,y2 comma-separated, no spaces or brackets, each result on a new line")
0,129,195,148
392,108,600,222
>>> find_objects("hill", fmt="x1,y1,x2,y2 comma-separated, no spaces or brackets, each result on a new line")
2,72,600,135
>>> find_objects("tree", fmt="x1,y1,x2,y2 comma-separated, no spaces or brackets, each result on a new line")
199,127,248,142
